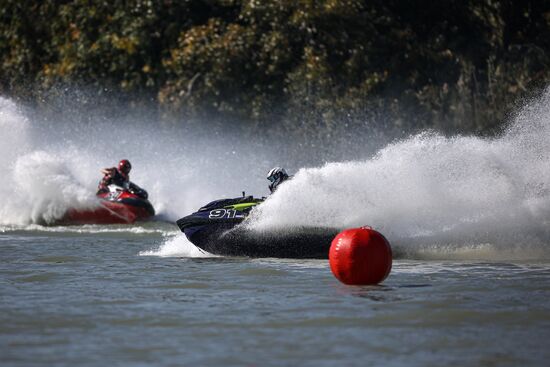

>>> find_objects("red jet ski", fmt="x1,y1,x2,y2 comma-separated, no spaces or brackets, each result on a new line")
61,185,155,225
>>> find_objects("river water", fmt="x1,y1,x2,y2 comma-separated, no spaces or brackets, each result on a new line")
2,89,550,365
1,224,549,367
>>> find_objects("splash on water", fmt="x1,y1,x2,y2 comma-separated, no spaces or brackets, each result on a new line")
0,95,272,227
139,235,215,258
246,88,550,259
0,223,176,236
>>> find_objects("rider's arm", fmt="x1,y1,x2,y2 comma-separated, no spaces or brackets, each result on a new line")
101,167,115,176
97,169,114,193
128,181,148,199
128,181,141,191
103,173,115,185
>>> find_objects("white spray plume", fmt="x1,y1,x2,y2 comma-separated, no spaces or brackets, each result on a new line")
247,89,550,258
0,95,271,226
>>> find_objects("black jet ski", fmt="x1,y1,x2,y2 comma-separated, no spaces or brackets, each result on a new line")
176,194,339,258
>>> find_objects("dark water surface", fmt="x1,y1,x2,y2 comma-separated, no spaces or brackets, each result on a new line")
1,226,549,366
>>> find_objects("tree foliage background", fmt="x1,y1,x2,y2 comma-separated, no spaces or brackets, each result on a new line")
1,0,548,139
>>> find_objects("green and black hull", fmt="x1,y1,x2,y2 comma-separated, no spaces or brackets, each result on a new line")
176,196,338,258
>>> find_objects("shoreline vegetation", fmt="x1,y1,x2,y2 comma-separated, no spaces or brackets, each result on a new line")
1,0,548,138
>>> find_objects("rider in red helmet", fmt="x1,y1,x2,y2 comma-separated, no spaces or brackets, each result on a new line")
97,159,148,198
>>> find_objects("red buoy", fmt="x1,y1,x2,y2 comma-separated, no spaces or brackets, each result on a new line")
329,227,392,285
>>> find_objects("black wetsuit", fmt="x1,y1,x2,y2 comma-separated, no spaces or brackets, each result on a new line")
97,168,147,198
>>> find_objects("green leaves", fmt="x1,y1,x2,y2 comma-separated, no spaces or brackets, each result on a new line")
0,0,548,135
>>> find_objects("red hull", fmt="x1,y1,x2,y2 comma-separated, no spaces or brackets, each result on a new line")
62,202,151,225
60,191,155,225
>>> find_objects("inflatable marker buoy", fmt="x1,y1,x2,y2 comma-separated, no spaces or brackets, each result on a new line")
329,226,392,285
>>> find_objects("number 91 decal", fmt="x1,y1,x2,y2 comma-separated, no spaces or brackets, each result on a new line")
209,209,245,219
